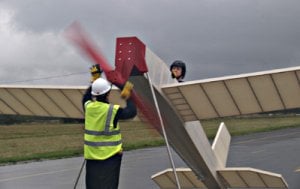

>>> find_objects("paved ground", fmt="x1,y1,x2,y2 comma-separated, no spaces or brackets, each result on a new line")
0,127,299,189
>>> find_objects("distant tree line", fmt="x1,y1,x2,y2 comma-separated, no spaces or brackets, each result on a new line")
0,114,84,125
264,108,300,115
0,108,299,125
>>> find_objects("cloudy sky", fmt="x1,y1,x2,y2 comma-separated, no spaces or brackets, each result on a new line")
0,0,300,85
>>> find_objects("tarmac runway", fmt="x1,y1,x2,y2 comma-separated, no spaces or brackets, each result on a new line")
0,127,299,189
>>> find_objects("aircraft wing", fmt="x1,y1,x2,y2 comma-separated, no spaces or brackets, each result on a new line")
152,167,288,189
2,65,299,120
161,66,300,121
0,85,125,119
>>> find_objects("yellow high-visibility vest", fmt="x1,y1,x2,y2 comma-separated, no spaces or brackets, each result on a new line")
84,100,121,160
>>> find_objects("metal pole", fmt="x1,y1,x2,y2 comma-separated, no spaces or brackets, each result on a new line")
73,159,86,189
146,73,181,189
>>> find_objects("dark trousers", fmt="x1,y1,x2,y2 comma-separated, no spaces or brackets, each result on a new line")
86,154,122,189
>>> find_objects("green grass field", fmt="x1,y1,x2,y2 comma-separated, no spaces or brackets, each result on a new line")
1,114,300,165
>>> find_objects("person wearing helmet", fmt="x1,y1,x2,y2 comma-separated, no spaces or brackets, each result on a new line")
170,60,186,82
82,78,137,189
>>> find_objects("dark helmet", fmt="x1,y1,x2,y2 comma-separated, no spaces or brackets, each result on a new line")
170,60,186,79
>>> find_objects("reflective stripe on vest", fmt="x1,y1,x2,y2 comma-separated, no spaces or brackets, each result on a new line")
85,129,120,136
105,105,114,132
84,140,122,147
84,101,121,160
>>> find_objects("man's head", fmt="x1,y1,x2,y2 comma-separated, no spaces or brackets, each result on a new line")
91,78,112,102
170,60,186,81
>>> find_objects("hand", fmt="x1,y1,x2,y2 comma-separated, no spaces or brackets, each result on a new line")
120,81,134,99
90,64,103,82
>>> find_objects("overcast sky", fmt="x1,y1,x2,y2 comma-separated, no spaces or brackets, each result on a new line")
1,0,300,85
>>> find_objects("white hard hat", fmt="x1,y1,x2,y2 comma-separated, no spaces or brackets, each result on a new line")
91,78,112,96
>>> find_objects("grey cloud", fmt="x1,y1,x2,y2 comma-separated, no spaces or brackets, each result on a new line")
1,0,300,84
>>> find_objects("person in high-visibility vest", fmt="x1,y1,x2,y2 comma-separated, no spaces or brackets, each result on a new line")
82,77,137,189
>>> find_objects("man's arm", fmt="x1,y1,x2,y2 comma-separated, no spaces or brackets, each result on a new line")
117,99,137,119
113,98,137,127
82,86,92,111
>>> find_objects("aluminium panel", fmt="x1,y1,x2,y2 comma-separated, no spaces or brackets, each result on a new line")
271,72,300,108
4,88,51,116
201,81,240,117
0,88,33,115
247,75,284,112
178,84,217,120
224,78,262,114
151,168,207,189
217,168,288,188
41,89,83,118
0,99,15,114
23,88,69,117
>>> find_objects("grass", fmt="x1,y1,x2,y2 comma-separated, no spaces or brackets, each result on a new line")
201,114,300,138
0,124,84,164
0,121,163,165
1,114,300,165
